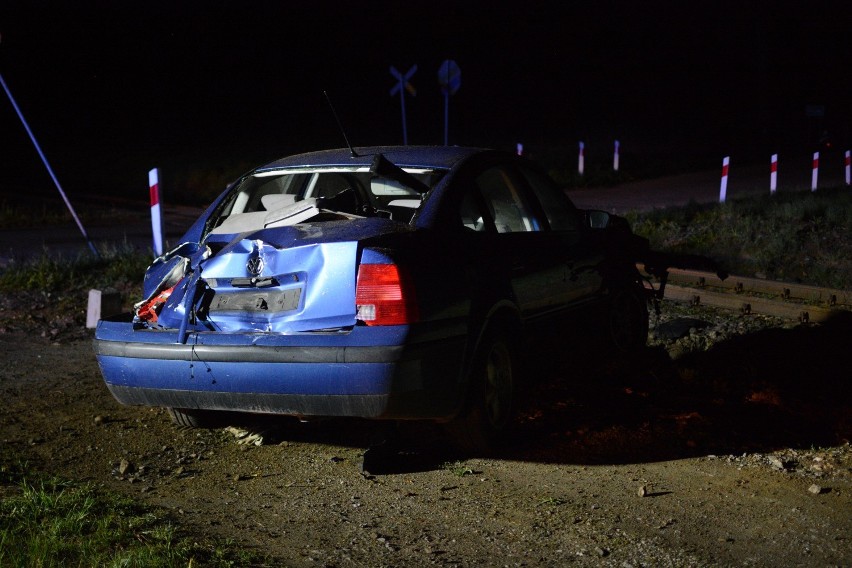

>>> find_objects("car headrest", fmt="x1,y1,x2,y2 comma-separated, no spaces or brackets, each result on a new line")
261,193,297,210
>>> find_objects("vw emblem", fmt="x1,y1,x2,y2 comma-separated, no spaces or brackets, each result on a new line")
246,257,264,276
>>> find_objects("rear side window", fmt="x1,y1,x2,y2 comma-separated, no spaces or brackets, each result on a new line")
459,190,488,232
518,165,579,233
475,166,540,233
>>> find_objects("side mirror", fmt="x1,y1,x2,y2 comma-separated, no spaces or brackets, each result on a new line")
585,210,611,229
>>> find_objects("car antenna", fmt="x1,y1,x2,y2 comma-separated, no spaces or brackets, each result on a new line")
323,90,358,157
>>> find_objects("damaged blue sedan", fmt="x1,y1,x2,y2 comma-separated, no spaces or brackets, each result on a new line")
94,145,657,452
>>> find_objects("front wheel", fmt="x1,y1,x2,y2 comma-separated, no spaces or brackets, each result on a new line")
446,330,516,455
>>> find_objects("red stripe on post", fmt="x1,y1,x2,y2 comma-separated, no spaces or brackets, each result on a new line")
721,165,729,177
150,183,160,206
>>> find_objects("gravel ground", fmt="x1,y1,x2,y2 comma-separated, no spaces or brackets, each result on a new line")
1,290,850,566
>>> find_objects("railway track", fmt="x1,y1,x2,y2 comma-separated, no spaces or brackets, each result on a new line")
640,265,852,323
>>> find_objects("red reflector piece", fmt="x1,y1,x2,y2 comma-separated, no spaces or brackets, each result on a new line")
136,284,177,323
355,263,418,326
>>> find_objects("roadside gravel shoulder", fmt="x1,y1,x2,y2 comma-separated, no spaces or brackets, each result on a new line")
1,292,850,566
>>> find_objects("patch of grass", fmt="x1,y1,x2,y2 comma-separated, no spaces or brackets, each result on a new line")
0,242,151,295
442,461,475,477
0,198,142,230
537,496,567,507
0,464,259,567
627,186,852,290
0,200,73,229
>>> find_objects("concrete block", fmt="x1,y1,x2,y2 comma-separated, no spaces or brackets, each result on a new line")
87,289,122,328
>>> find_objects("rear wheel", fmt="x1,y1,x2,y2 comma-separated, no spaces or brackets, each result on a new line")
447,329,516,455
167,407,220,428
606,285,649,352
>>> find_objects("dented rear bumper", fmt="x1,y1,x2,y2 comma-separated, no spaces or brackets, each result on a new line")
93,318,466,420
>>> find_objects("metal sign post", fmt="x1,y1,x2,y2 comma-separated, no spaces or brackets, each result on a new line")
437,60,461,146
0,71,99,257
389,65,417,145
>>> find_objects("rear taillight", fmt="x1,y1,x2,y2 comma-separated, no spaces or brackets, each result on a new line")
355,263,419,326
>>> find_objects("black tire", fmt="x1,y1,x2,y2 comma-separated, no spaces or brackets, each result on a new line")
167,407,220,428
606,285,649,352
447,329,517,455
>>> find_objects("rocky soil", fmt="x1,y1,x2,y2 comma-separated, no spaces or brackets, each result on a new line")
1,290,851,566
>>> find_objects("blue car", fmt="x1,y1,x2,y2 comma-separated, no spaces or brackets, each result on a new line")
94,146,655,452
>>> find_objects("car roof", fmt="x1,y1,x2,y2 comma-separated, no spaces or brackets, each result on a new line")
255,145,494,173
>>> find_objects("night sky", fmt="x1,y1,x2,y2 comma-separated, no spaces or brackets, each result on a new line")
1,1,850,200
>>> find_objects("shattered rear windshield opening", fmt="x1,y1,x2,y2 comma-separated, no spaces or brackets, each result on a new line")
207,167,445,236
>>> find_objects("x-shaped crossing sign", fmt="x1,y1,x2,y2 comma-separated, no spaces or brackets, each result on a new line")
390,64,417,97
390,65,417,144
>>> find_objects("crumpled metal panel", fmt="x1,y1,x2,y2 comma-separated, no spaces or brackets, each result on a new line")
154,238,358,333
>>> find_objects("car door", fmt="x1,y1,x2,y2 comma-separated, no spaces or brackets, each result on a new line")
516,163,605,304
466,163,572,321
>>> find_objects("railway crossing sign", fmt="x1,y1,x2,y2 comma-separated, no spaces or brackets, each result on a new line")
390,65,417,145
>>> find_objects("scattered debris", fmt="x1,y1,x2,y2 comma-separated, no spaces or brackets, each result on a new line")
724,445,852,480
225,426,265,446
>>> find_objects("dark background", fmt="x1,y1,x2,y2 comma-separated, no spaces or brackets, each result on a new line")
1,1,850,203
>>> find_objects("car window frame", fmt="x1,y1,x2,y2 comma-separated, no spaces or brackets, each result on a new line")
471,163,544,234
514,162,582,238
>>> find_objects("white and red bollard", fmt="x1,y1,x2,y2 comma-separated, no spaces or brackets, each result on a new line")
578,141,585,176
719,156,730,203
811,152,819,192
613,140,620,172
149,168,164,257
845,150,850,186
770,153,778,194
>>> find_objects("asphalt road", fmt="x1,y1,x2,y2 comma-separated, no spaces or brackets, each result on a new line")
567,158,849,214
